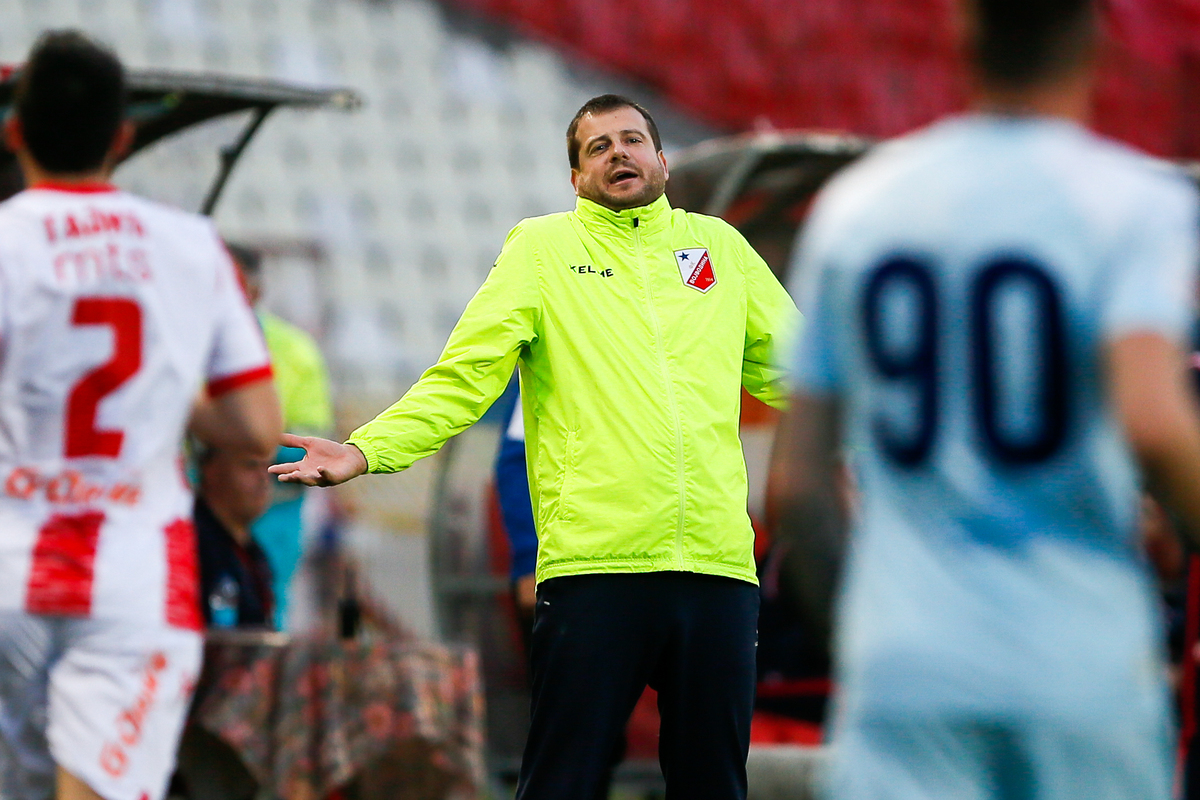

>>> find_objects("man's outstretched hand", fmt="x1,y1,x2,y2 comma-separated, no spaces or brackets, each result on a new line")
268,433,369,486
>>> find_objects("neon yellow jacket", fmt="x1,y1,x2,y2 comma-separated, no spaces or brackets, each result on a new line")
260,312,334,435
349,195,799,584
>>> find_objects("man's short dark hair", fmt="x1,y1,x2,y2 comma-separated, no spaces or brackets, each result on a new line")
972,0,1096,88
15,30,126,174
566,95,662,170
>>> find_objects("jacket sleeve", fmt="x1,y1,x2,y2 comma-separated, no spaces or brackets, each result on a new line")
347,224,542,473
741,234,802,410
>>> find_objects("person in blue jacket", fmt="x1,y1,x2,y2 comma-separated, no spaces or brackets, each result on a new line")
494,386,538,645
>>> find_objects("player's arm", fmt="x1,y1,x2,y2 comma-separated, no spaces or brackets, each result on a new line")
191,378,283,459
1102,176,1200,544
764,195,847,647
766,391,846,648
193,225,284,461
1109,333,1200,546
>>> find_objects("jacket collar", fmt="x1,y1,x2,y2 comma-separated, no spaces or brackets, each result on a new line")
574,193,672,234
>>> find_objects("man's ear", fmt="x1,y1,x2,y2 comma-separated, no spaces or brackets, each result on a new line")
570,167,580,195
111,119,135,161
99,120,135,177
658,150,669,182
4,116,23,155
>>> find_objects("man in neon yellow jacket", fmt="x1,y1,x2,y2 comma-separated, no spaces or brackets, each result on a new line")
274,94,799,800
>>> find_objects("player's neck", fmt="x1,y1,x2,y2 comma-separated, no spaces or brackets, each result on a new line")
18,153,112,191
972,70,1093,125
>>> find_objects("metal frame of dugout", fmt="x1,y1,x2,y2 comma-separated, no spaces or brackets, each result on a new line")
0,67,361,211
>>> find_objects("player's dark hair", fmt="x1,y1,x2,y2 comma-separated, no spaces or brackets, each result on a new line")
566,94,662,170
972,0,1097,88
14,30,127,174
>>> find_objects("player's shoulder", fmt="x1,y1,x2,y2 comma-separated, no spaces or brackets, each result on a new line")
116,191,224,241
0,190,39,231
1076,130,1197,207
0,184,87,225
1,187,223,244
0,194,43,267
797,129,930,255
816,121,949,214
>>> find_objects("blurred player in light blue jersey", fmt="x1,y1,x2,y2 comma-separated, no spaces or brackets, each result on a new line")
768,0,1200,797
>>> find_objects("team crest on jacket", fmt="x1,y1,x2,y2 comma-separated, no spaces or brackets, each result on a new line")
674,248,716,293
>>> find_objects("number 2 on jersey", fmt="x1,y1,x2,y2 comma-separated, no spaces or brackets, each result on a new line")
65,298,142,458
862,256,1068,467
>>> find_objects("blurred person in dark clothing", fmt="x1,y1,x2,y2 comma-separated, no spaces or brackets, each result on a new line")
195,446,276,628
225,243,334,629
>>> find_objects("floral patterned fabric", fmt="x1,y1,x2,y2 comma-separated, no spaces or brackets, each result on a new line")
194,635,485,800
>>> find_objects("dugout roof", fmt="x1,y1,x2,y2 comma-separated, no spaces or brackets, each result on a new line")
0,68,361,212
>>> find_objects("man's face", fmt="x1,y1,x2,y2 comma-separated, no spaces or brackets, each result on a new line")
201,450,274,534
570,107,668,211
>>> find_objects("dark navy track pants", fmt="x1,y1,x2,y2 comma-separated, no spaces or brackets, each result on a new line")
515,571,760,800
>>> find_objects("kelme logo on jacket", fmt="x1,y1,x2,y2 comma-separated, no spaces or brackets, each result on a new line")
674,248,716,293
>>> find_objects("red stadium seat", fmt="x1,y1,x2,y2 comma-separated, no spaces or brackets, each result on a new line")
442,0,1200,157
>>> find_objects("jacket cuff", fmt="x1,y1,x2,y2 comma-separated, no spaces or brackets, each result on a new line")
346,437,379,473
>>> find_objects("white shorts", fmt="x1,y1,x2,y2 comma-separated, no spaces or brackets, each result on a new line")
0,612,202,800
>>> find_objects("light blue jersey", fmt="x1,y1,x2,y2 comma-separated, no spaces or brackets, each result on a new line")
789,114,1199,734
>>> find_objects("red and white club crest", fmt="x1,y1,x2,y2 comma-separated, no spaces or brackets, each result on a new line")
674,248,716,293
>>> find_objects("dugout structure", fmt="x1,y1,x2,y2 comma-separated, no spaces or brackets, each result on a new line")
0,67,360,213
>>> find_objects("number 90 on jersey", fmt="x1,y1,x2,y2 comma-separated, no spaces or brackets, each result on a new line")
860,255,1068,468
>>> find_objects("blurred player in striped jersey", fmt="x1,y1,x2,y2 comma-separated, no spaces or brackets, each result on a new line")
0,32,280,800
770,0,1200,797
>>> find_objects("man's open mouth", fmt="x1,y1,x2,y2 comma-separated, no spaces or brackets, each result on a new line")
609,168,639,185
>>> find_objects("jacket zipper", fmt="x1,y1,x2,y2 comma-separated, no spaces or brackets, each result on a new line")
633,217,687,569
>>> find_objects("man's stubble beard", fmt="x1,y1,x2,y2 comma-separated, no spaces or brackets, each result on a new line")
583,165,668,211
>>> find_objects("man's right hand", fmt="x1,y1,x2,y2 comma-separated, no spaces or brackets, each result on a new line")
268,433,369,487
514,572,537,613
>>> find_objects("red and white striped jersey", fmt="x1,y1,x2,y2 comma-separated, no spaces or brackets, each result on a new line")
0,183,272,631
